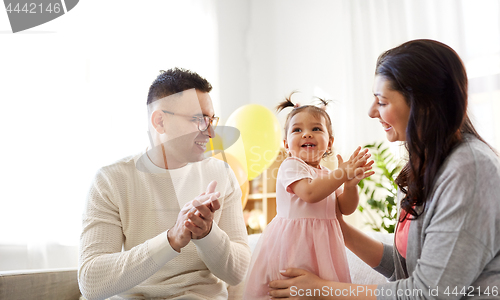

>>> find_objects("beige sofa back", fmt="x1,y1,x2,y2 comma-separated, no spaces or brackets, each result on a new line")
0,268,81,300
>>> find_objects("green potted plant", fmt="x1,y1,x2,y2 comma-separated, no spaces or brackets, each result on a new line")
357,142,402,233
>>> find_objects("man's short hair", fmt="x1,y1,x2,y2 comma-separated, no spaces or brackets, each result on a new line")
147,68,213,105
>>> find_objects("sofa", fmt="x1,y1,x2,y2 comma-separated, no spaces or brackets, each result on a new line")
0,233,392,299
0,268,81,300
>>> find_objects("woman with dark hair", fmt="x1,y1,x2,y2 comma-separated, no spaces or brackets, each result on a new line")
268,39,500,299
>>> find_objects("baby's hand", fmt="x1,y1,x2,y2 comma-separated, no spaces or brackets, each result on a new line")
337,146,373,181
345,163,375,188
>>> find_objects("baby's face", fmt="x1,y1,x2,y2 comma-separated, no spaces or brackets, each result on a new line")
284,111,332,168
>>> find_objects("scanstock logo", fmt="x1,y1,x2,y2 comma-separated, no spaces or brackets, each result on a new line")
3,0,79,33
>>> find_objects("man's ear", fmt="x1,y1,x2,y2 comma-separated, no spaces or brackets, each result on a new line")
151,110,166,134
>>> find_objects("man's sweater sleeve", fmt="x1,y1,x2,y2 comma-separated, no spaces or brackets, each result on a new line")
78,169,179,300
192,170,251,286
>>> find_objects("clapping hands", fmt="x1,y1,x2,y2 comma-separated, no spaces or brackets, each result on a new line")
185,180,221,239
337,146,375,187
167,180,221,252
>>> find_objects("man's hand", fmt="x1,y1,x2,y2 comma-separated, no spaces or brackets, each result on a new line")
167,180,221,252
185,180,221,239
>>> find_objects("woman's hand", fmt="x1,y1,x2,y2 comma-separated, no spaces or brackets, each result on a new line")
268,268,329,299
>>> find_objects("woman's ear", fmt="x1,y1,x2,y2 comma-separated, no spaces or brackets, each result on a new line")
151,110,165,134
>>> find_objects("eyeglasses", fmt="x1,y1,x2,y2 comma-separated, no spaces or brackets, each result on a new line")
162,110,219,132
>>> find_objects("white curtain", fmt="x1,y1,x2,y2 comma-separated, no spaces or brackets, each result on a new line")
340,0,500,228
0,0,218,271
344,0,500,154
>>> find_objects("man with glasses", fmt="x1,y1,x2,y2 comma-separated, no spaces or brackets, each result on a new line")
79,68,250,300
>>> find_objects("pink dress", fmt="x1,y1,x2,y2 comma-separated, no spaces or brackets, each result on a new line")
243,157,351,299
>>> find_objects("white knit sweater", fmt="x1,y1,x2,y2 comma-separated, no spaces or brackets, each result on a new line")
78,151,251,300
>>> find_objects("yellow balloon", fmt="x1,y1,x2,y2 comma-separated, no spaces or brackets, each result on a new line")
225,104,282,181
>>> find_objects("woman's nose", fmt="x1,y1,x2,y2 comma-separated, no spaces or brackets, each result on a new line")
368,101,379,118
